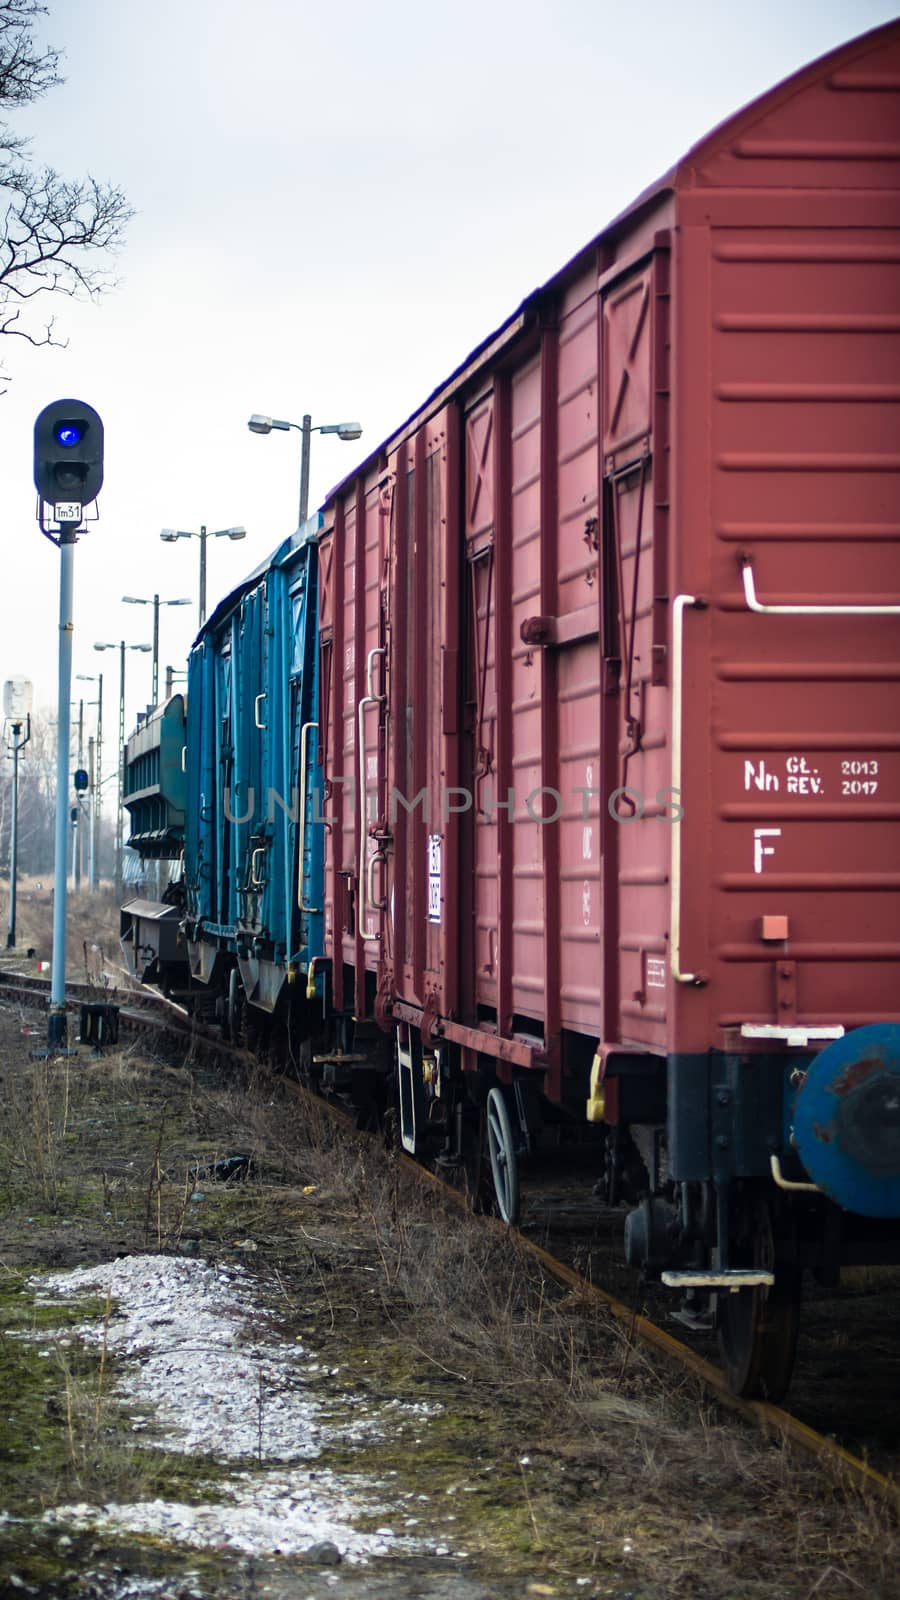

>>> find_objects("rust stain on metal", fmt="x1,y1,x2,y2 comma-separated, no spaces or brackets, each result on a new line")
831,1053,883,1097
812,1120,834,1144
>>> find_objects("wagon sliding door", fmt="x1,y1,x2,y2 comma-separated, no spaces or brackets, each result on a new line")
387,407,462,1022
316,481,390,1016
599,241,672,1056
463,271,605,1087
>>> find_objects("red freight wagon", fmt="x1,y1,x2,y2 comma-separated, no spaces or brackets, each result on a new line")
313,20,900,1397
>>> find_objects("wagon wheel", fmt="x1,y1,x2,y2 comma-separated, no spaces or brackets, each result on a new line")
717,1188,801,1401
486,1086,520,1225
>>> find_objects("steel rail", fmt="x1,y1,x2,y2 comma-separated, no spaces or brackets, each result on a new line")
516,1231,899,1509
0,968,195,1036
3,967,896,1511
403,1154,900,1512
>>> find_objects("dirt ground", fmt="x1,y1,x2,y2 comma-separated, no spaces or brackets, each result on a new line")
0,895,897,1599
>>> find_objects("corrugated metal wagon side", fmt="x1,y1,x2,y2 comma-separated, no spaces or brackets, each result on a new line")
308,19,900,1398
629,19,900,1398
670,18,900,1056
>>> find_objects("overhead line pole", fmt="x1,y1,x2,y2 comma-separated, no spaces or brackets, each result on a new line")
6,715,31,949
87,736,96,890
95,674,103,889
74,697,84,892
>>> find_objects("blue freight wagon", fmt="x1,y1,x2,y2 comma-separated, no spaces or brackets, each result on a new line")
121,525,324,1030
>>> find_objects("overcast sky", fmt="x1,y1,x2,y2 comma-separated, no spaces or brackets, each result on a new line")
0,0,895,763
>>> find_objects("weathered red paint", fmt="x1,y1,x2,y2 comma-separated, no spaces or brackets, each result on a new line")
317,20,900,1094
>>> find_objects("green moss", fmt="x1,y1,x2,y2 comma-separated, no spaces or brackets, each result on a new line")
0,1274,232,1521
0,1259,594,1585
0,1522,264,1600
260,1304,596,1575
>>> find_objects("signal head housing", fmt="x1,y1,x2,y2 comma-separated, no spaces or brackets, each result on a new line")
34,398,104,517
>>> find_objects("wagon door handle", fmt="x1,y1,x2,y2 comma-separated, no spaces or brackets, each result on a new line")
741,558,900,616
367,848,388,914
297,720,321,915
254,693,267,729
250,846,266,887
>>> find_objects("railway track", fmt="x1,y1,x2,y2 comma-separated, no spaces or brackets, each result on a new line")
2,965,897,1513
0,962,200,1036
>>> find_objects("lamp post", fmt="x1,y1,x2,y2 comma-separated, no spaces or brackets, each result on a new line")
75,672,103,890
72,697,84,891
94,640,151,900
247,414,362,526
159,526,246,630
122,594,191,708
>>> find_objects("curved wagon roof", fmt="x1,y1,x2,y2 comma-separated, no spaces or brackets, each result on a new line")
322,16,900,502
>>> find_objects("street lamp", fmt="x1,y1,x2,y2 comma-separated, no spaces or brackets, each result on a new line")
75,672,103,890
94,640,151,900
121,593,192,707
247,413,362,526
159,525,246,630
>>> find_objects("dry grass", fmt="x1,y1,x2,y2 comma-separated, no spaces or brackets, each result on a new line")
0,885,895,1596
203,1074,899,1598
1,1045,896,1598
0,874,122,977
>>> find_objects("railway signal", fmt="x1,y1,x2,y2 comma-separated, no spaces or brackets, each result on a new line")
33,398,104,528
33,398,104,1051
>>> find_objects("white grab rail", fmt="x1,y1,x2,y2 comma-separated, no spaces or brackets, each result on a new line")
742,559,900,617
297,720,320,915
671,594,706,986
254,693,267,729
357,647,385,941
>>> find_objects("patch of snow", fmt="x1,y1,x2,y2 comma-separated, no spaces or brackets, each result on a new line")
44,1466,415,1560
30,1254,436,1462
21,1254,442,1562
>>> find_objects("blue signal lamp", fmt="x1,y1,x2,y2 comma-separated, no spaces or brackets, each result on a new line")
33,398,104,514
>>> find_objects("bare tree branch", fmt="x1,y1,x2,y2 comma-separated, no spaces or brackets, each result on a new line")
1,165,132,296
0,0,131,381
0,0,60,106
